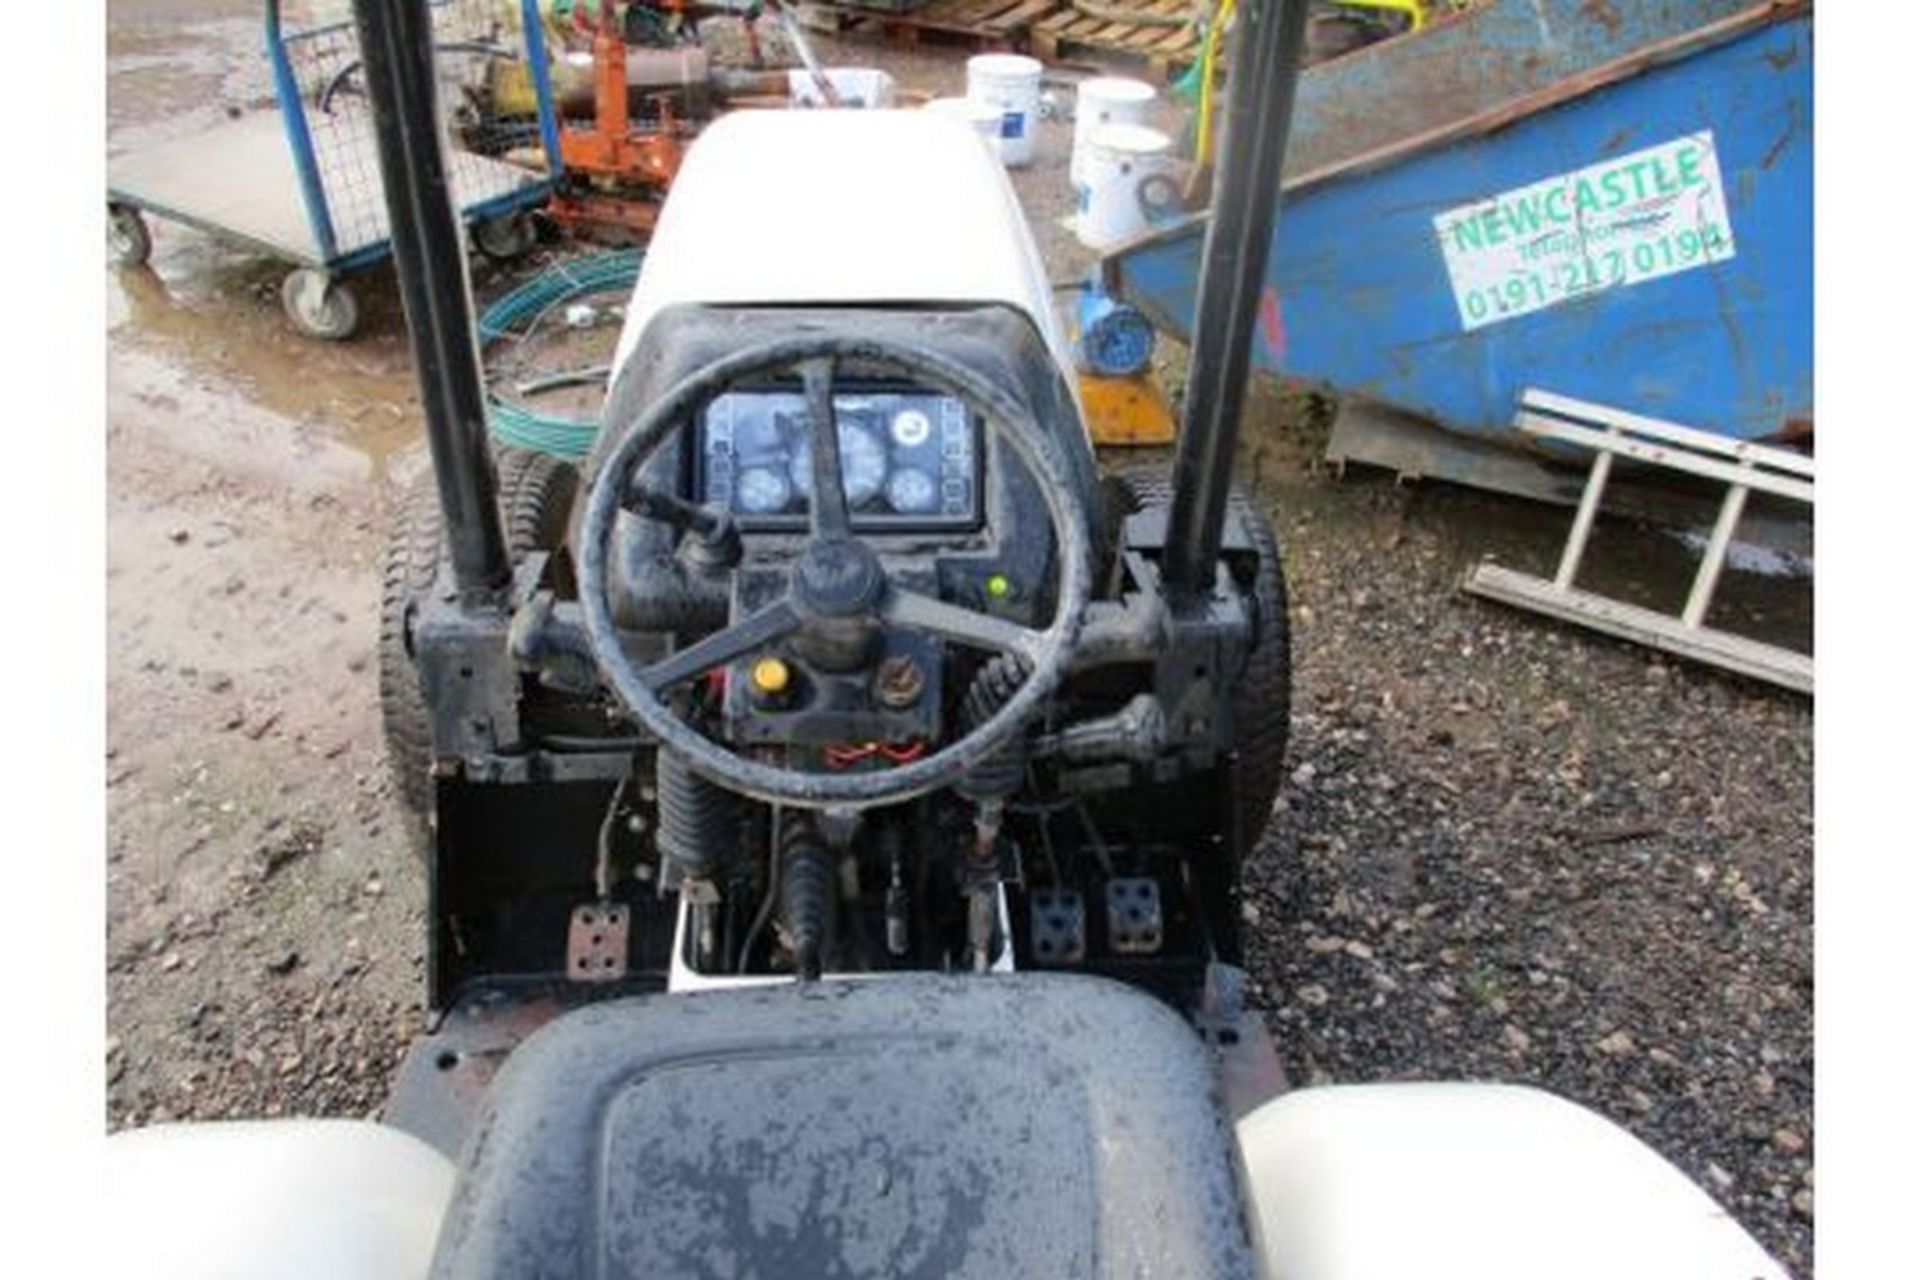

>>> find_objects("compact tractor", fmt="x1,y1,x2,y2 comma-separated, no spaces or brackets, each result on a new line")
105,2,1790,1276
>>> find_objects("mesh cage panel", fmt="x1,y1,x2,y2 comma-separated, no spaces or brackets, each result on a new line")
276,1,550,258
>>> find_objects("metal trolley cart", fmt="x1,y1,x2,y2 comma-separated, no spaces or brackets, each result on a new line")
107,0,562,339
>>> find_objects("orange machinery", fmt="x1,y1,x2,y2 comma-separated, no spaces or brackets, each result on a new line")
547,2,700,242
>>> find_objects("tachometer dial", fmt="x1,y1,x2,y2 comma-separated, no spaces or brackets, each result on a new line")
885,467,938,515
790,423,888,507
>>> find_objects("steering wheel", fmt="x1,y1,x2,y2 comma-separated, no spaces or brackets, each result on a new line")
577,335,1093,809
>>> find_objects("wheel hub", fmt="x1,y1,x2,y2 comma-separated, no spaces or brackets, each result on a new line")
792,539,886,619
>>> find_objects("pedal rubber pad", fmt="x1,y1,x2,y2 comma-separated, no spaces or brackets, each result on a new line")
1106,878,1164,955
1028,888,1086,965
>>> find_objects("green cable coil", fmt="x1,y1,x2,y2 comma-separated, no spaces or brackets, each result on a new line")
481,249,645,459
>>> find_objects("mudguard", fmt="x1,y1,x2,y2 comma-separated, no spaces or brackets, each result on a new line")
1235,1082,1787,1280
104,1119,455,1280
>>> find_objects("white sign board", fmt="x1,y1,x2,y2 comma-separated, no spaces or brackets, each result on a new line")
1432,132,1737,331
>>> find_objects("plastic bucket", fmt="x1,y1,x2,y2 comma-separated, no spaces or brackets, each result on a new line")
1075,123,1180,252
924,95,1004,148
1070,78,1156,191
966,53,1044,167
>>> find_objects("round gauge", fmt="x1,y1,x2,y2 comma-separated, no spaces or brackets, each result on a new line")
735,465,792,515
885,467,938,515
891,409,932,448
790,424,888,507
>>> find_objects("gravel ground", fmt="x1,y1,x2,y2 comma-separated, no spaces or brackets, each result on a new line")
1236,458,1813,1272
106,10,1812,1274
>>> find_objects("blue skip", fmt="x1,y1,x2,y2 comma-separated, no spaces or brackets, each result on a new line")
1104,0,1812,491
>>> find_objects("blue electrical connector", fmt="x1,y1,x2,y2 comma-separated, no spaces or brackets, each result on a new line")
1075,274,1157,378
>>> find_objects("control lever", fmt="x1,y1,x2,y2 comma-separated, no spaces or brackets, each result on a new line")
1032,694,1168,764
624,486,741,572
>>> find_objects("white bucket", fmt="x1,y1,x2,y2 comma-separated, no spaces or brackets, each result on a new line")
1070,77,1156,191
966,53,1044,167
923,95,1003,148
1075,123,1180,252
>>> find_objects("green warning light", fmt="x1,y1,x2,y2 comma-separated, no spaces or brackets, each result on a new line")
986,573,1010,599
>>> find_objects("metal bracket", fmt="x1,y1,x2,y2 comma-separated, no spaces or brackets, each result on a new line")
416,555,548,765
566,903,630,982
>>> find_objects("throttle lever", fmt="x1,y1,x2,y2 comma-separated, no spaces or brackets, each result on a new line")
624,486,742,572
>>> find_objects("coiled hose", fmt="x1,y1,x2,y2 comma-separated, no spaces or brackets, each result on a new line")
480,250,645,459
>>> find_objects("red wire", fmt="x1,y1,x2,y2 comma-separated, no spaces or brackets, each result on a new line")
821,741,926,768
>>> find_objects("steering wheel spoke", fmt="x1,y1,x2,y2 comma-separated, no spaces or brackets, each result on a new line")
883,587,1047,661
799,357,852,540
639,598,800,691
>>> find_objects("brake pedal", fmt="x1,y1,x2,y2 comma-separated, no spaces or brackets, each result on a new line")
1105,878,1164,954
1029,888,1086,965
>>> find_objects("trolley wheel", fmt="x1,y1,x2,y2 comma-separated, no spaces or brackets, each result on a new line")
281,268,361,341
472,211,538,263
108,204,151,269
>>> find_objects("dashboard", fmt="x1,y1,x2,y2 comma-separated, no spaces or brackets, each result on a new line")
698,388,982,531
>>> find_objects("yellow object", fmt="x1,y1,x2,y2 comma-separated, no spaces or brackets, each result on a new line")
1081,372,1178,446
1193,0,1238,172
750,657,791,695
986,573,1011,599
1339,0,1430,32
489,60,540,118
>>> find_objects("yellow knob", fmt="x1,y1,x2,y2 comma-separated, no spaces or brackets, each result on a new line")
750,656,791,695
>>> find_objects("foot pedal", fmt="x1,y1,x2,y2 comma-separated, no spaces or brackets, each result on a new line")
567,902,629,983
1106,878,1163,954
1028,888,1086,965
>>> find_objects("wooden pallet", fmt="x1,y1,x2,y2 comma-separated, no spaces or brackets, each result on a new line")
802,0,1064,52
1030,0,1202,81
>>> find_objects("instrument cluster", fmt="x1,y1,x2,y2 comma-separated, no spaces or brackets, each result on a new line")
698,388,980,530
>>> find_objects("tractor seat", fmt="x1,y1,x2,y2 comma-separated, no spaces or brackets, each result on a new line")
429,974,1257,1279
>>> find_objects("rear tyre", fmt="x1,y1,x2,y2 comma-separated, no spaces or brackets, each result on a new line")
378,448,580,840
109,204,151,268
282,268,360,341
1112,465,1292,848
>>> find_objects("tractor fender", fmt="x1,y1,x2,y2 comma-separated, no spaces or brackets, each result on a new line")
105,1119,454,1280
1235,1082,1786,1280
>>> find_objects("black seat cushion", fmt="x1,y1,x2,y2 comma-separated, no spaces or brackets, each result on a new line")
431,974,1255,1279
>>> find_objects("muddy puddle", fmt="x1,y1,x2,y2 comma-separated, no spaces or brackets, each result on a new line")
107,0,431,482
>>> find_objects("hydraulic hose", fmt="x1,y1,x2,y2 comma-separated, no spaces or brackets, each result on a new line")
479,250,645,458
